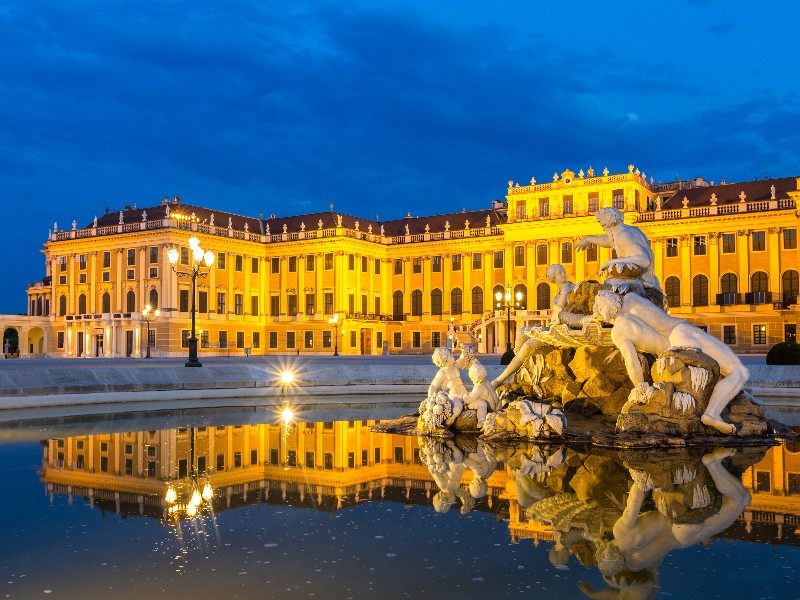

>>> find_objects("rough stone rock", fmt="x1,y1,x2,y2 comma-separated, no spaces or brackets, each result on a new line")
563,396,602,417
564,280,609,316
569,455,616,503
453,409,479,432
651,348,720,411
561,380,584,403
581,373,618,398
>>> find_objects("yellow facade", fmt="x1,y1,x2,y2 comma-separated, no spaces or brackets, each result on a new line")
7,165,800,357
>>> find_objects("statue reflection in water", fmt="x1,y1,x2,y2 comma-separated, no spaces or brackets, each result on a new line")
420,436,761,600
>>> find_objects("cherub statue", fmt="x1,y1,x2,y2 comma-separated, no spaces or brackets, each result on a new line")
592,289,748,434
427,347,469,401
463,362,500,427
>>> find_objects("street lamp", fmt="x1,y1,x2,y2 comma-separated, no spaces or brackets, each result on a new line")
328,313,340,356
168,236,214,367
141,304,160,359
495,284,523,365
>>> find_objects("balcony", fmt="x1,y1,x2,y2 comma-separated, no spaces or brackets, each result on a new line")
715,292,776,306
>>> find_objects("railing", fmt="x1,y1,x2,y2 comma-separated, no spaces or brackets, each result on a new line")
715,292,775,306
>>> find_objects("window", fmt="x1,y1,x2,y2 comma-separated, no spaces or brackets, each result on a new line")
587,192,599,213
324,453,333,469
251,296,259,317
515,199,526,219
693,236,707,255
752,231,766,252
235,293,243,315
57,332,64,348
432,332,441,347
472,253,482,270
561,242,573,264
666,238,678,257
218,331,227,348
348,294,355,314
217,252,226,269
126,290,136,312
348,254,355,270
612,189,624,209
305,452,315,469
350,330,357,348
665,276,680,308
562,195,574,215
753,325,767,345
451,254,461,271
721,233,735,253
471,286,483,314
179,247,189,265
536,244,547,265
286,332,296,349
198,291,208,313
251,257,259,273
149,267,158,278
103,252,111,268
306,254,315,271
127,248,136,266
126,270,134,280
271,257,280,274
252,332,260,348
536,282,550,310
362,449,369,466
411,290,422,316
236,331,245,348
323,330,331,348
287,294,298,316
289,256,297,272
102,292,111,313
305,331,313,348
147,247,158,266
374,258,381,274
431,289,442,316
200,331,208,348
451,288,462,315
750,271,768,304
413,258,422,273
361,294,367,314
235,255,243,271
514,246,524,267
394,259,403,275
374,447,381,463
514,284,527,310
59,295,66,316
585,243,598,262
719,273,738,305
305,293,315,315
325,253,333,270
269,331,278,348
393,332,402,348
431,255,442,272
784,229,797,250
375,296,381,316
217,293,226,314
782,270,799,306
324,292,333,314
217,454,225,471
181,330,190,348
101,272,109,282
392,291,403,320
538,197,549,217
376,331,383,348
270,295,280,316
692,275,709,306
494,251,504,269
362,256,368,272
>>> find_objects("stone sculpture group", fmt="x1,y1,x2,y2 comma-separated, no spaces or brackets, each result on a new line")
415,207,773,443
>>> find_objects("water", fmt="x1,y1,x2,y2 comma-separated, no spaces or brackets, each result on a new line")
1,409,798,599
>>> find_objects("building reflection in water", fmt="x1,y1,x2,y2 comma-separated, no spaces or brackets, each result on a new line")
40,420,800,593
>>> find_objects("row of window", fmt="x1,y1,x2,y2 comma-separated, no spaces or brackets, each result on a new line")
514,191,624,219
664,270,800,308
666,229,797,257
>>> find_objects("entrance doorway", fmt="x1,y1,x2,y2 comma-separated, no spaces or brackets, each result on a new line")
2,327,19,356
786,323,797,343
125,331,134,357
360,329,372,355
95,336,104,357
77,332,84,358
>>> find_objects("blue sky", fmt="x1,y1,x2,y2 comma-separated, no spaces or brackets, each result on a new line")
2,0,799,313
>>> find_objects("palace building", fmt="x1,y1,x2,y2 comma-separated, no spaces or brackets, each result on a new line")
6,164,800,358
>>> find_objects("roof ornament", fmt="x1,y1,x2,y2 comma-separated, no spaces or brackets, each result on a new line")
739,191,746,203
628,164,635,173
354,220,360,231
445,220,450,231
210,213,215,226
165,205,170,217
368,224,373,234
380,225,385,236
119,210,124,225
142,211,147,222
635,168,640,176
425,223,430,233
266,223,270,235
486,215,491,227
587,166,594,177
191,211,196,221
53,221,58,233
650,176,654,184
337,214,342,227
530,176,536,185
300,222,306,231
464,219,470,229
553,172,559,182
72,220,77,230
318,219,323,229
228,216,233,228
282,223,287,233
93,216,97,228
508,179,513,188
710,193,717,205
682,197,689,208
330,202,334,212
244,222,249,233
603,167,609,176
656,197,662,211
405,223,410,236
771,184,776,200
578,169,584,178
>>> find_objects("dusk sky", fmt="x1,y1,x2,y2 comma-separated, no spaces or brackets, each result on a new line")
2,0,799,313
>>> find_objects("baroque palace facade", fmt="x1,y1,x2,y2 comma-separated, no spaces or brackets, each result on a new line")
7,164,800,357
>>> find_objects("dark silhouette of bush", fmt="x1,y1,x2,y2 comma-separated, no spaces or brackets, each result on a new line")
766,341,800,365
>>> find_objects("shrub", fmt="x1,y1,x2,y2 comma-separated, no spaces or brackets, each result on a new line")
766,341,800,365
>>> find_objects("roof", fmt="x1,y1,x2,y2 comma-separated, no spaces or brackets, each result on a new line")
662,176,796,209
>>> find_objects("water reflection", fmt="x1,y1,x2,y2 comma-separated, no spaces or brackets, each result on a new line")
38,419,799,595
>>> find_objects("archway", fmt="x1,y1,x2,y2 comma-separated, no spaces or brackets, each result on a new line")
3,327,19,356
28,327,45,354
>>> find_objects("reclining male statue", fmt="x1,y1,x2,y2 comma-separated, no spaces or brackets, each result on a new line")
593,289,748,435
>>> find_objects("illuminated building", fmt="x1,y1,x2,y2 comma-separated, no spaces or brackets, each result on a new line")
4,165,800,356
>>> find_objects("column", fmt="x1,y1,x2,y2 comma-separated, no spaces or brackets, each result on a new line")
680,235,691,307
483,252,492,311
89,252,98,313
738,230,751,295
115,249,124,311
403,258,411,315
768,228,781,294
462,254,471,319
315,254,323,314
652,238,665,286
442,254,451,314
138,246,147,311
708,233,720,303
68,254,76,314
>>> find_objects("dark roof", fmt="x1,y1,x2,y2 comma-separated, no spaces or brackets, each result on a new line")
91,199,263,233
663,176,796,209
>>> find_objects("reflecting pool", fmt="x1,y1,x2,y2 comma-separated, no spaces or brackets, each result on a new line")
1,410,799,599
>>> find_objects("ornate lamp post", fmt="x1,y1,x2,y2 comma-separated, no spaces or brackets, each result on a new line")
495,285,523,365
141,304,160,359
168,236,214,368
328,313,340,356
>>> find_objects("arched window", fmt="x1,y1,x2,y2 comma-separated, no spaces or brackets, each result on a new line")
411,289,422,316
58,295,67,316
536,282,551,311
720,273,738,305
78,293,87,315
149,289,158,309
493,285,504,307
101,292,111,313
750,271,769,305
392,290,404,320
514,284,527,310
782,270,799,306
471,286,483,314
665,276,680,309
126,290,136,313
431,289,442,316
450,288,463,315
692,275,708,307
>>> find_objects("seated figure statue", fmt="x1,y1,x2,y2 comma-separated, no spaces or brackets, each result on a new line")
592,289,748,434
491,264,574,389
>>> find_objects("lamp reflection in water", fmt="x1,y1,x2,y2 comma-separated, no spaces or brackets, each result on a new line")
164,427,215,522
